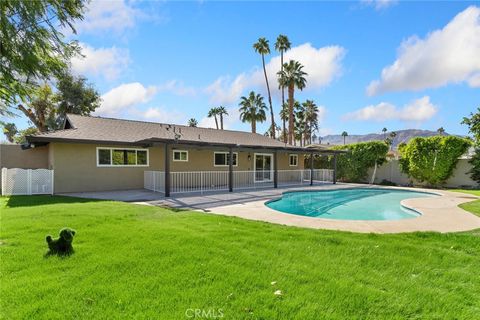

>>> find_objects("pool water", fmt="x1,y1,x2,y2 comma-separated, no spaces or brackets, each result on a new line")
265,188,437,220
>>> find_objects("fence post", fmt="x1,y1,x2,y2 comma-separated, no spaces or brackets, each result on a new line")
164,144,170,197
333,154,337,184
273,151,278,188
27,169,32,195
51,169,54,195
1,168,6,196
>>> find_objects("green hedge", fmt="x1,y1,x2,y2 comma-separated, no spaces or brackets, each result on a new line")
332,141,389,182
398,136,471,186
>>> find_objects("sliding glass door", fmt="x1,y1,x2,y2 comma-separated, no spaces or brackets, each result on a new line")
254,153,273,182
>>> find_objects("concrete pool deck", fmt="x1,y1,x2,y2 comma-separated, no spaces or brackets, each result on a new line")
61,184,480,234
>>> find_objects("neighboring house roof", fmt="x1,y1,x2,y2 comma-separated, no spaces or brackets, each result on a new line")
27,114,338,153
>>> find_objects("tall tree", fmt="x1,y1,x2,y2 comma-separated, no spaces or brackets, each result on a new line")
382,127,388,139
217,106,228,130
303,99,319,145
342,131,348,145
253,37,275,139
2,123,18,143
277,60,307,145
17,84,56,132
275,35,291,143
207,107,219,129
461,107,480,183
239,91,267,134
55,71,101,124
389,131,397,150
437,127,446,135
1,0,87,113
187,118,198,127
279,102,290,142
294,102,306,146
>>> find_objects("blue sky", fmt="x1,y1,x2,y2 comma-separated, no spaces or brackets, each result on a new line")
8,0,480,136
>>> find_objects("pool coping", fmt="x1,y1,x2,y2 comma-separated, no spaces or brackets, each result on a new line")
201,185,480,233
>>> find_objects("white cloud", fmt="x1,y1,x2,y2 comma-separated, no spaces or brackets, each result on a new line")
157,80,197,96
71,43,130,81
75,0,141,34
344,96,438,122
317,106,328,123
367,6,480,95
129,107,186,124
206,43,345,105
96,83,158,116
361,0,397,10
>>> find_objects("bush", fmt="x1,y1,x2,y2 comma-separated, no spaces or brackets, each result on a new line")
398,136,471,187
332,141,389,183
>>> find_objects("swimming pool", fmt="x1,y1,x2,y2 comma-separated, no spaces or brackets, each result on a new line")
265,188,437,221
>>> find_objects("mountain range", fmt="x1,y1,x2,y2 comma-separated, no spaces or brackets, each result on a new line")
320,129,447,148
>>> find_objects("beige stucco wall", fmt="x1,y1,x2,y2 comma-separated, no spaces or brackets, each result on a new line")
367,159,477,188
1,144,49,186
49,143,306,193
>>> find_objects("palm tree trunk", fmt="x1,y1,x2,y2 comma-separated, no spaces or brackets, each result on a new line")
214,116,219,130
288,85,294,145
252,121,256,134
220,115,224,130
281,52,286,143
262,54,275,139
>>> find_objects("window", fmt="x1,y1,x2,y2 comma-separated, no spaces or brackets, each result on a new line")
173,150,188,162
289,154,298,166
97,148,149,167
214,152,238,166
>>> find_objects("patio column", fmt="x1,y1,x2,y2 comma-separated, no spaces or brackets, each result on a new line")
333,153,337,184
310,152,314,186
164,143,171,197
228,147,233,192
273,150,278,188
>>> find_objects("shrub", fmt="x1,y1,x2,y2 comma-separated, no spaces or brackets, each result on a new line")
398,136,471,187
332,141,389,183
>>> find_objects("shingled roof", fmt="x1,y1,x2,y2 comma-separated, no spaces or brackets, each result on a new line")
28,114,324,151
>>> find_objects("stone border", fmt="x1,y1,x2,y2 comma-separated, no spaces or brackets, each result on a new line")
204,186,480,233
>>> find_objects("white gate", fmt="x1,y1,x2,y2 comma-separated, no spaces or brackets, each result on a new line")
1,168,54,196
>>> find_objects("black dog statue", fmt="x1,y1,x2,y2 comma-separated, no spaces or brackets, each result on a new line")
46,228,76,255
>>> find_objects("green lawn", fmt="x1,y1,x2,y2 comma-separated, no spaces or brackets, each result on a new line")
451,189,480,217
1,196,480,319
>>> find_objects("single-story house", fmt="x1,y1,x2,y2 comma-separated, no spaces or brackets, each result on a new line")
18,114,340,195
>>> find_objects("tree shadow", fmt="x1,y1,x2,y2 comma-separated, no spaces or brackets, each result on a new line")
5,195,104,208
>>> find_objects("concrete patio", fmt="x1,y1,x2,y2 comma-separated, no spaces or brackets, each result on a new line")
60,184,480,234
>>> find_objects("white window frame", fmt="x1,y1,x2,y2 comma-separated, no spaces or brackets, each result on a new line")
213,152,238,167
96,147,149,167
289,154,298,167
173,150,189,162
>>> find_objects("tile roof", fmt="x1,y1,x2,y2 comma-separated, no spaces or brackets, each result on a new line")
28,114,303,150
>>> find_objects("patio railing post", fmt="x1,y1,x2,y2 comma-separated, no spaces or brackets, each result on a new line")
310,152,314,186
273,150,278,188
164,143,171,197
333,153,337,184
228,147,233,192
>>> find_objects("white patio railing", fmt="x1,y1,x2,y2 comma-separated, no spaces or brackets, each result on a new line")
1,168,54,196
144,169,334,194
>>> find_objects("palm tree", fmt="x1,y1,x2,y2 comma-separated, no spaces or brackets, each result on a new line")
382,127,388,139
275,35,291,143
239,91,268,133
437,127,445,135
294,101,306,146
341,131,348,145
277,60,307,145
217,106,228,130
389,131,397,149
187,118,198,127
280,102,289,142
303,100,319,145
253,37,275,139
208,107,219,129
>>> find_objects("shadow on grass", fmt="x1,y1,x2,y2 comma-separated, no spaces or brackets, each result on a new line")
5,195,104,208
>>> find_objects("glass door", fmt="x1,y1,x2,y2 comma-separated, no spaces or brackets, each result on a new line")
254,154,273,182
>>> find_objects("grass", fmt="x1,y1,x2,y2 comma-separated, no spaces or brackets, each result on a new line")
1,196,480,319
452,189,480,217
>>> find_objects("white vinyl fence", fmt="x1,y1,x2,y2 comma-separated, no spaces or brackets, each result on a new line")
1,168,54,196
144,169,334,194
